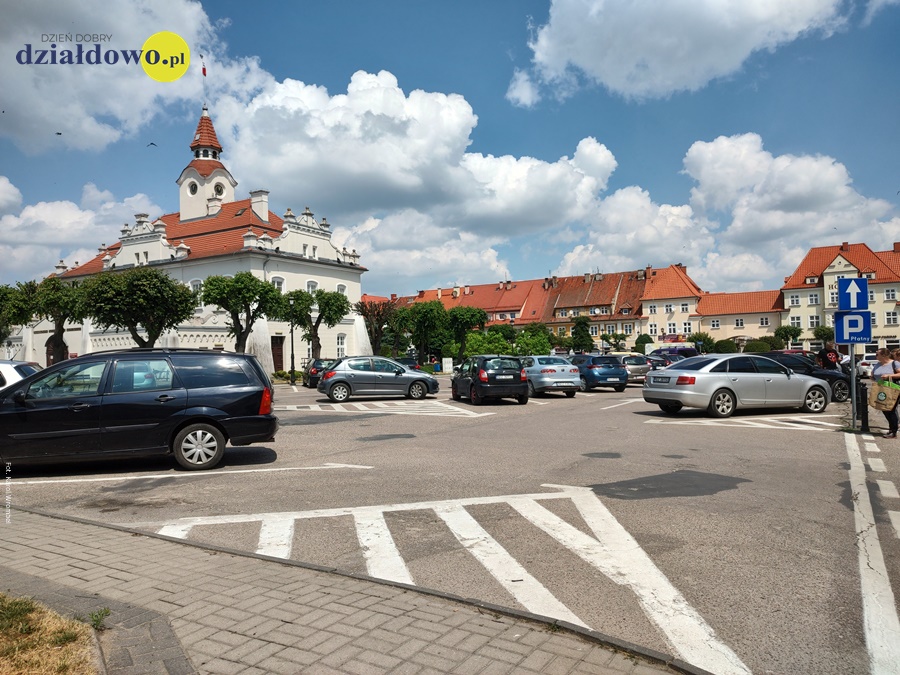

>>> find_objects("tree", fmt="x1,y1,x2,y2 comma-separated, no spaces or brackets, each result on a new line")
408,301,447,364
81,267,196,348
813,326,835,344
571,316,595,352
487,323,516,342
687,332,715,354
456,330,510,358
758,335,785,350
633,334,654,354
277,289,351,360
513,330,552,357
601,332,627,350
744,340,771,353
0,284,32,345
202,272,282,353
354,297,400,355
522,322,551,339
774,325,804,345
447,306,488,362
384,306,412,357
32,277,84,364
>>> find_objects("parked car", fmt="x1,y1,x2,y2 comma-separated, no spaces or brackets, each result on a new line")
569,354,628,392
0,360,43,390
650,347,700,359
606,353,651,384
318,356,438,402
750,351,851,402
857,353,878,379
642,353,829,418
0,349,278,470
451,355,528,405
395,357,422,370
645,355,670,370
521,355,579,397
301,358,335,388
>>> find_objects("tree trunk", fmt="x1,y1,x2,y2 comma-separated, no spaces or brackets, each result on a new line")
50,319,68,363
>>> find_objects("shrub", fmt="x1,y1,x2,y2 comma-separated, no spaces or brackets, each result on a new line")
757,335,785,350
713,339,737,353
743,340,771,353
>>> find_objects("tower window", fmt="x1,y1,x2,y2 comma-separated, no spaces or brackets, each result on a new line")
194,150,200,158
188,182,198,195
214,183,224,197
202,149,209,158
212,151,218,159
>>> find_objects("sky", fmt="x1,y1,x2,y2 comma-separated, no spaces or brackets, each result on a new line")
1,0,899,298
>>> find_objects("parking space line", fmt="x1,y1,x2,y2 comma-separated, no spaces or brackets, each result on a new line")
889,512,900,539
868,458,887,472
257,516,296,558
354,510,413,585
600,400,642,410
877,481,900,500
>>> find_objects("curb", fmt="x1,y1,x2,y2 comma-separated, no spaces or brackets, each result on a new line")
11,505,712,675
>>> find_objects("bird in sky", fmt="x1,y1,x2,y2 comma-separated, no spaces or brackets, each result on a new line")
55,132,62,135
147,142,157,147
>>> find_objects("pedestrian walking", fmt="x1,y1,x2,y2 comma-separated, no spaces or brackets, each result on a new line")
872,348,900,439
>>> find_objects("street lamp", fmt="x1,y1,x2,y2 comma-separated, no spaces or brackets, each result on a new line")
289,297,296,386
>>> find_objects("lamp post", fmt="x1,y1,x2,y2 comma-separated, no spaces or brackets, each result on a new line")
289,297,296,386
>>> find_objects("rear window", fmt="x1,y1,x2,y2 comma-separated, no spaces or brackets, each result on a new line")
537,357,569,366
173,355,251,388
15,364,42,377
484,358,520,370
623,356,647,365
592,357,619,365
676,357,718,371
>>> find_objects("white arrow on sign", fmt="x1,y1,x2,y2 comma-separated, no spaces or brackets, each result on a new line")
846,279,861,308
843,313,864,337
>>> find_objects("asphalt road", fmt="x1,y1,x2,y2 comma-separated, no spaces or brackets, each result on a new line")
8,378,900,674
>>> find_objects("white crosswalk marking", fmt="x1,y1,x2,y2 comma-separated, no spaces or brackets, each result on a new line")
275,400,493,417
646,414,843,431
142,485,749,674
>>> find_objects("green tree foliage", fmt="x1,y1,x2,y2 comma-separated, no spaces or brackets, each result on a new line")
408,301,448,365
513,331,552,357
384,306,412,357
600,332,627,350
713,339,738,353
812,326,835,343
201,272,281,353
487,323,517,342
633,334,654,354
278,289,351,360
457,330,510,358
354,297,400,355
743,340,771,353
774,325,804,345
522,322,551,339
686,332,715,354
571,316,595,353
32,277,85,363
758,335,785,350
447,306,488,362
0,285,19,345
81,267,196,349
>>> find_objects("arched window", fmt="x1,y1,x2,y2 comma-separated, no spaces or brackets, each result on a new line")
337,334,346,358
189,280,203,309
270,277,285,294
306,280,318,294
202,149,209,158
336,284,347,296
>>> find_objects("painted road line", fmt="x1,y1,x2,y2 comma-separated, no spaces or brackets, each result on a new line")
868,458,887,472
889,512,900,539
433,503,587,629
600,399,642,410
13,463,373,486
866,442,881,453
876,481,900,500
844,433,900,673
521,485,750,675
257,516,296,558
354,510,413,585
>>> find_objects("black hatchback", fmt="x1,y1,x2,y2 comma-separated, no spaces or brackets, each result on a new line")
750,351,851,402
0,348,278,471
451,355,528,405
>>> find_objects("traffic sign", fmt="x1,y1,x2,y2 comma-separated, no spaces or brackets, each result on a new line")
834,311,872,344
837,278,868,311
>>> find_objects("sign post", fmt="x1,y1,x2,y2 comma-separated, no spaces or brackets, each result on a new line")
836,278,870,430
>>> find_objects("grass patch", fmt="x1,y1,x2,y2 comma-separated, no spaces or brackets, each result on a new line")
0,592,97,674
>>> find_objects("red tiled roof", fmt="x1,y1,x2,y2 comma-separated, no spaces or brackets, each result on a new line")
190,107,222,151
402,280,547,316
541,272,645,323
641,265,703,300
696,290,784,316
360,294,390,303
182,159,227,178
782,242,900,289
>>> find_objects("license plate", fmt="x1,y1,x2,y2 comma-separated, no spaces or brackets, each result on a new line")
604,378,618,382
496,375,513,380
653,376,670,384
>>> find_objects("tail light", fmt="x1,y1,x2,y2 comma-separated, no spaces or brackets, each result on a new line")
520,369,527,381
587,365,600,369
259,387,273,414
478,369,488,382
322,370,336,381
310,367,318,375
540,368,556,373
571,368,578,373
676,375,696,385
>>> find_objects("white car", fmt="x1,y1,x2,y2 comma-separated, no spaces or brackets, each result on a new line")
856,353,878,379
0,359,43,390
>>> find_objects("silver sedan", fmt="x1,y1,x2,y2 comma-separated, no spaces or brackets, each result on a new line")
521,355,580,397
642,353,830,418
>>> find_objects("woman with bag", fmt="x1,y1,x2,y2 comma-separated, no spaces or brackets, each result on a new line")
872,348,900,439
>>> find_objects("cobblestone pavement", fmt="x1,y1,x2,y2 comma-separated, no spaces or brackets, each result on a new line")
0,508,708,674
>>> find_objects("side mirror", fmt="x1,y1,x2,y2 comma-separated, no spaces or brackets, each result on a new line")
13,389,26,404
452,366,460,374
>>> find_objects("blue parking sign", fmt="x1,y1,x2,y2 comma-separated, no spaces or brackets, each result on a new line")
837,278,868,311
834,311,871,344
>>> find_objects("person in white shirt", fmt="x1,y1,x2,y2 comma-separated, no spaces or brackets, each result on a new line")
872,348,900,439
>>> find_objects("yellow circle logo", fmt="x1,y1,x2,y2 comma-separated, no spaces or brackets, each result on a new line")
140,31,190,82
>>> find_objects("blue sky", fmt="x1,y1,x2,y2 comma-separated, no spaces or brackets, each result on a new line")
1,0,899,297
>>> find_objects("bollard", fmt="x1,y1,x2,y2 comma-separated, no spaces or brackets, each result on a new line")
857,380,869,433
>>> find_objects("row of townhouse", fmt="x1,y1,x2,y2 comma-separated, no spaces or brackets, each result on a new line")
397,241,900,355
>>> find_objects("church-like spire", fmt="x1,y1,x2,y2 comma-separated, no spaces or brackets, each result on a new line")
190,104,222,156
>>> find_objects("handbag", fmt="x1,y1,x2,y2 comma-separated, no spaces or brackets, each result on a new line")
869,380,900,411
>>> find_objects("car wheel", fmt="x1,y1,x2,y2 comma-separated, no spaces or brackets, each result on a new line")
803,386,828,413
517,394,528,405
831,380,849,403
470,385,483,406
565,391,576,398
614,385,626,392
173,423,225,470
659,402,682,415
579,376,589,392
328,382,351,403
408,381,427,400
708,389,736,418
528,380,537,397
451,382,461,401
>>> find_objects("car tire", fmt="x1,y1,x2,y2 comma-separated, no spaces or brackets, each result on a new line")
614,385,626,392
708,389,736,418
451,382,461,401
408,381,427,400
831,380,850,403
470,385,483,406
565,391,576,398
528,380,537,397
517,394,528,405
173,423,225,470
579,376,589,392
328,382,351,403
802,386,828,413
659,402,682,415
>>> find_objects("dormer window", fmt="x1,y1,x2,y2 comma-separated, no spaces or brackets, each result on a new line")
805,275,818,284
864,272,875,280
621,308,630,315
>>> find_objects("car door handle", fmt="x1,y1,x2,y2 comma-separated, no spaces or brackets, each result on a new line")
155,395,176,402
69,402,91,411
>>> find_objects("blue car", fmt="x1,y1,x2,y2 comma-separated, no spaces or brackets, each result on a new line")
569,354,628,392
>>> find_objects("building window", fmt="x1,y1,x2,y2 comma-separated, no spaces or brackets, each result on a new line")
789,294,800,306
499,313,507,320
680,303,689,313
337,284,347,296
664,304,673,313
809,315,820,328
302,244,308,256
306,281,318,294
871,312,878,326
829,291,839,305
589,307,599,315
590,325,598,337
271,277,284,294
558,309,568,318
667,322,677,334
826,314,834,327
790,315,801,328
864,272,875,280
808,293,819,305
735,318,744,328
886,288,897,301
509,312,517,319
649,323,658,335
600,307,610,315
682,321,692,333
312,246,318,258
886,311,899,326
759,317,770,327
648,305,657,315
623,324,633,335
190,280,203,309
710,319,720,329
557,327,566,336
336,334,346,358
805,276,818,284
621,308,630,315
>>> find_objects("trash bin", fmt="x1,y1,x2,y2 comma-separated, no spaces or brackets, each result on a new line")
433,363,441,372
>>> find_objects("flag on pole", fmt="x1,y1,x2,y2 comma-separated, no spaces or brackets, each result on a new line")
200,54,206,77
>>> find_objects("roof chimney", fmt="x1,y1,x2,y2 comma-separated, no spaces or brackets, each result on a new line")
390,293,397,301
250,189,270,222
841,241,850,252
437,287,442,299
464,285,470,295
894,242,900,253
584,273,590,283
505,281,512,291
242,228,258,248
207,196,222,216
552,276,558,288
418,290,425,298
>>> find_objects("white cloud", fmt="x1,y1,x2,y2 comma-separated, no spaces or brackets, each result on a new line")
506,68,541,108
523,0,848,100
0,176,23,214
864,0,900,24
